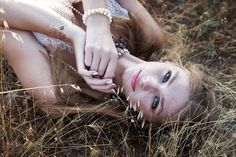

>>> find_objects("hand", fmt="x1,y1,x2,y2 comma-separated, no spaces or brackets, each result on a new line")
70,26,117,93
85,23,118,79
70,26,96,77
83,76,117,93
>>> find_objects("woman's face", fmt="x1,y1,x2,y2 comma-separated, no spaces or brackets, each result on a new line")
122,61,190,123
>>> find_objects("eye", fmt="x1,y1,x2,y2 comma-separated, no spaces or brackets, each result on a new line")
162,70,172,83
160,57,168,62
152,96,159,110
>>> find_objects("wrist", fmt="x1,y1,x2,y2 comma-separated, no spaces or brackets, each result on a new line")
86,14,111,27
66,24,85,42
86,23,111,36
83,8,112,26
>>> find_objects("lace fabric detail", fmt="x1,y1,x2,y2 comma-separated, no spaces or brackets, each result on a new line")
33,32,73,53
33,0,128,53
33,0,74,53
106,0,129,17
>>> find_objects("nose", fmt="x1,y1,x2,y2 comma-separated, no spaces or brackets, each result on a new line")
140,76,159,91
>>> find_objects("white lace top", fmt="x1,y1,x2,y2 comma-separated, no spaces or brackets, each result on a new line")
33,0,129,53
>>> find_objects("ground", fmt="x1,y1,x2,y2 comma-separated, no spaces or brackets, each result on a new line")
0,0,236,156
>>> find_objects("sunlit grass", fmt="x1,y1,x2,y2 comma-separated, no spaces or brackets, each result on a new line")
1,0,236,156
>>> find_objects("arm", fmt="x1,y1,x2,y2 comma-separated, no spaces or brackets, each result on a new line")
82,0,110,27
0,0,116,93
117,0,165,47
81,0,118,81
0,0,91,83
0,0,79,42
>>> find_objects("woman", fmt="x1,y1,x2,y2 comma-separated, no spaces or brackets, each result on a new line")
0,0,214,126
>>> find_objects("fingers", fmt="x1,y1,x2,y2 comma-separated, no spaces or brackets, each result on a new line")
83,29,119,80
103,56,118,79
90,84,116,93
85,77,113,86
79,69,98,77
97,53,110,76
90,50,101,72
84,46,93,67
77,44,118,82
86,46,114,77
75,38,97,77
92,52,117,78
84,76,117,93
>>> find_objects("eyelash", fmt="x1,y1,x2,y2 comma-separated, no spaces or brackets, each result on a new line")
162,70,172,83
152,96,159,110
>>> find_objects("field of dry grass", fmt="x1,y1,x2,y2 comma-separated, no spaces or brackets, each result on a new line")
0,0,236,156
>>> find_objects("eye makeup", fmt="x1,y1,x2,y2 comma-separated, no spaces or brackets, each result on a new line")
152,96,159,109
150,94,165,117
162,70,172,83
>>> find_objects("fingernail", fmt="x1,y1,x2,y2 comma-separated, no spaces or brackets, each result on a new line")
110,85,117,90
111,89,116,94
106,80,113,84
92,72,98,75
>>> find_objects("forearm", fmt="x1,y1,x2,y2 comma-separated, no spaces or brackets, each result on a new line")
117,0,165,46
81,0,110,29
0,0,77,42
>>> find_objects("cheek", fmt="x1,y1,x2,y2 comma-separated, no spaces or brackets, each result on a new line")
134,93,157,121
131,91,149,108
130,91,144,103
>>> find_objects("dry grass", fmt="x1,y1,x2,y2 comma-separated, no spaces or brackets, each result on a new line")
1,0,236,156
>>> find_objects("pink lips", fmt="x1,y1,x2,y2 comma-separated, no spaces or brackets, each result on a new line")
131,70,142,91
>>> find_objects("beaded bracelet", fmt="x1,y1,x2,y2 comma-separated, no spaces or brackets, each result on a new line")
115,41,130,57
82,8,112,26
117,47,130,57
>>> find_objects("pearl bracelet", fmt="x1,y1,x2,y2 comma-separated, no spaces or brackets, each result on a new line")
115,41,130,57
82,8,112,26
117,47,130,57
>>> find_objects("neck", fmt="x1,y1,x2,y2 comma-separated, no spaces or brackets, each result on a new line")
114,53,144,87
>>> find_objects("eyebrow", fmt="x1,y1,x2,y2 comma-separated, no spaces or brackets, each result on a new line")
168,71,179,86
